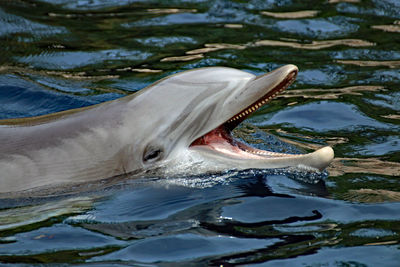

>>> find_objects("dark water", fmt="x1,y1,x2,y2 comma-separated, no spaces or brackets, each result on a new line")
1,0,400,265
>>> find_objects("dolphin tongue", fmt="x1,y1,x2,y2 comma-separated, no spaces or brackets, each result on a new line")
190,125,294,159
189,125,334,171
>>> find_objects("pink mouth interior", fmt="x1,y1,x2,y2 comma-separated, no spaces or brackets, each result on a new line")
189,70,298,159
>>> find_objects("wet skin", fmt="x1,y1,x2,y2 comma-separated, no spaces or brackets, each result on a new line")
0,65,333,194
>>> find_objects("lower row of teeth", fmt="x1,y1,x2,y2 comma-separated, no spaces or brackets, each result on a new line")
244,149,300,157
227,77,295,123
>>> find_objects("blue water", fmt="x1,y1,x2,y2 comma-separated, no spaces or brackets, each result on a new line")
0,0,399,265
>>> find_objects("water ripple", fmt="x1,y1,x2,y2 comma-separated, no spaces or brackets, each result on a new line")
1,0,400,265
0,8,67,38
18,49,152,70
273,16,360,38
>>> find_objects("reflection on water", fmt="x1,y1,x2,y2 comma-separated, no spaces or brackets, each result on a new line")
337,59,400,68
260,10,320,19
0,0,399,265
19,49,152,70
254,38,375,50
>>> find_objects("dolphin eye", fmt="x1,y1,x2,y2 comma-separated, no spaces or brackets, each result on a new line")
143,146,164,163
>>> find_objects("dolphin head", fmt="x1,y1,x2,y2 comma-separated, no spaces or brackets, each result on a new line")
121,65,334,174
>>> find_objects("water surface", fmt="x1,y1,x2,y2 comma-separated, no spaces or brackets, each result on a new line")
0,0,399,265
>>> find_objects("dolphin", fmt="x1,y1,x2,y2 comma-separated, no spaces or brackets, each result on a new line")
0,65,334,194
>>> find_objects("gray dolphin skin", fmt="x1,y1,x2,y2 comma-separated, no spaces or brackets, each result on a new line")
0,65,334,194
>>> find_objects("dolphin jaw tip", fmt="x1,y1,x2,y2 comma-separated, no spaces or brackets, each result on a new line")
307,146,335,171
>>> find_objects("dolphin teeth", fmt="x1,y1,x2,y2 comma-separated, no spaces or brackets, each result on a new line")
227,75,297,125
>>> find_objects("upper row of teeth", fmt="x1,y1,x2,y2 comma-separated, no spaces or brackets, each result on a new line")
227,99,267,123
227,77,294,123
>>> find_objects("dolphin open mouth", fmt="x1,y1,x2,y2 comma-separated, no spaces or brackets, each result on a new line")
190,68,299,160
